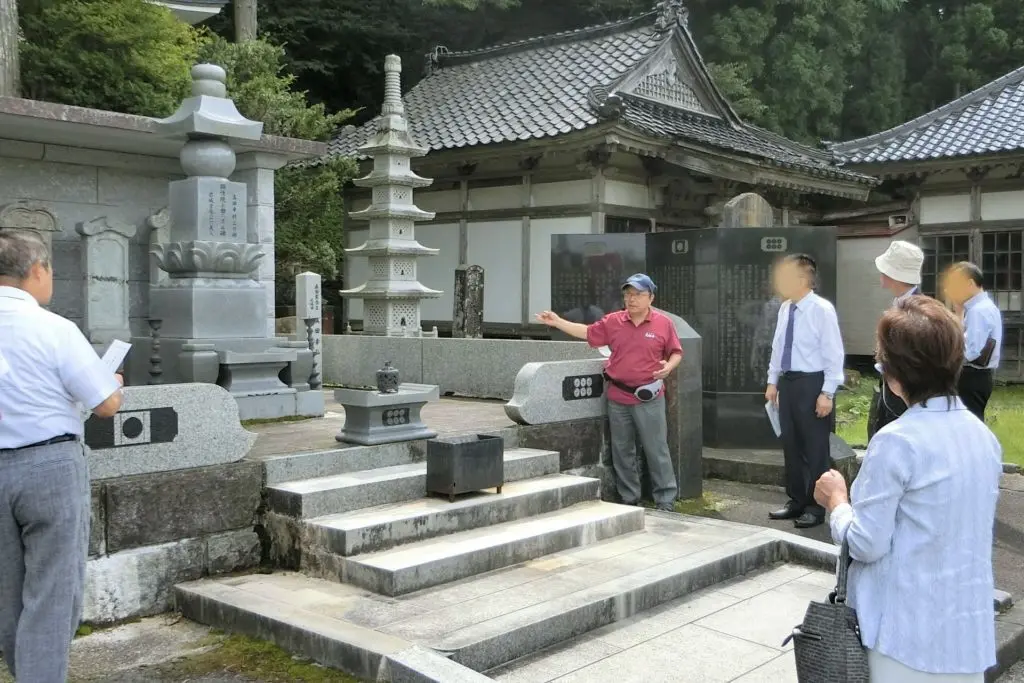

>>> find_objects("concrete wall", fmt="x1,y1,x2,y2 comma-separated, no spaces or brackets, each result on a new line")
321,334,604,399
836,226,919,356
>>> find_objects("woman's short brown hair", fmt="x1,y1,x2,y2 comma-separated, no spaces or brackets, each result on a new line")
876,295,964,407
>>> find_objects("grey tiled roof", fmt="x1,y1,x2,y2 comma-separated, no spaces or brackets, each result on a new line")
327,11,872,187
831,65,1024,165
328,14,663,158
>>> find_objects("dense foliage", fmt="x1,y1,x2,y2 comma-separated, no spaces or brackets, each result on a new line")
18,0,204,116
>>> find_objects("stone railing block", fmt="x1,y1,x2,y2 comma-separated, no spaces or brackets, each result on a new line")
84,383,257,480
505,358,607,425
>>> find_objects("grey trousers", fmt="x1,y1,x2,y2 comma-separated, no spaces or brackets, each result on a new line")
0,440,90,683
607,395,678,505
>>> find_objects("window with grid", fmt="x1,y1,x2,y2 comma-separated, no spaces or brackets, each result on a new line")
920,234,970,298
605,216,651,234
981,231,1024,317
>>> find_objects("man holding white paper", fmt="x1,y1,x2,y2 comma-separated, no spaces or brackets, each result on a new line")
0,231,124,682
764,254,845,529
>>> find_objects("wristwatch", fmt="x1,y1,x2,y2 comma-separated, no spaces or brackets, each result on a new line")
820,391,834,400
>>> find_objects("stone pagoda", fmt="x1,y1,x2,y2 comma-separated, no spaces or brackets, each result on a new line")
341,55,441,337
131,64,322,420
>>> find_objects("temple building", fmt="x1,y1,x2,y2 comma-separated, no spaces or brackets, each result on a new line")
831,65,1024,378
328,2,876,337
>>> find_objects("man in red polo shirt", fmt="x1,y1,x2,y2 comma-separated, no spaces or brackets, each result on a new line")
537,273,682,510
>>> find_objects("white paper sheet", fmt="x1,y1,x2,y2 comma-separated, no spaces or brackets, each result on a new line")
101,340,132,373
765,400,782,437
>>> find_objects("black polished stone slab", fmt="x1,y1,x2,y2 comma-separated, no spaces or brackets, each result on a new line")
647,227,837,448
550,233,647,329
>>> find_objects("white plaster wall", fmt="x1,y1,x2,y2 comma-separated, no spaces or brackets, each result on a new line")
415,222,460,321
529,216,592,314
604,179,651,208
919,194,970,224
415,189,461,214
466,220,522,323
532,180,592,207
981,189,1024,221
468,184,520,211
836,227,919,356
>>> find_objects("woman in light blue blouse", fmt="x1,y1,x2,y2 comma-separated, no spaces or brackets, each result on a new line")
815,295,1002,683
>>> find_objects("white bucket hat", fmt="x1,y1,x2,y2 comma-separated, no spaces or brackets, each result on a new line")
875,240,924,285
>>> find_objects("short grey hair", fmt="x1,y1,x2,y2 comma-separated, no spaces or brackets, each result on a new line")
0,230,51,280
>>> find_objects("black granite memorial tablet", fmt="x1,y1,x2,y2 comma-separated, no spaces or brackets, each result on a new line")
648,227,837,448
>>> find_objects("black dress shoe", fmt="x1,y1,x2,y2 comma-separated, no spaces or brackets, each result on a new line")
768,504,803,521
794,512,824,529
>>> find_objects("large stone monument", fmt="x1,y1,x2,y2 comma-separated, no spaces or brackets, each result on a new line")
647,223,836,449
127,64,323,420
340,55,441,337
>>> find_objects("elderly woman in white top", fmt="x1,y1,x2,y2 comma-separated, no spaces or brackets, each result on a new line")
814,295,1002,683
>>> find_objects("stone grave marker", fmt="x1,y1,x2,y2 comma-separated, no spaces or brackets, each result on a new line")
721,192,776,229
0,201,60,250
453,264,484,339
76,216,138,346
296,271,323,389
647,226,836,449
84,383,257,480
505,358,607,424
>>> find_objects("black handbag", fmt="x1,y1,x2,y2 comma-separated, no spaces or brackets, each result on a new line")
783,539,869,682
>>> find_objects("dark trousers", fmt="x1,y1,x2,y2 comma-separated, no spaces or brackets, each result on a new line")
778,371,833,516
868,378,908,440
958,366,994,421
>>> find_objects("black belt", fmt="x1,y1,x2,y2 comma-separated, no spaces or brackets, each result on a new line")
963,365,994,373
2,434,78,451
603,371,639,393
779,370,824,379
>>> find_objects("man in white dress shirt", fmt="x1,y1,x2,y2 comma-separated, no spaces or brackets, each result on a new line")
944,261,1003,420
764,254,845,529
869,240,924,438
0,231,124,682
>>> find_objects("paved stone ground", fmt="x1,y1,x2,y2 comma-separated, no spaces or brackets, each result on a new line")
702,474,1024,604
488,563,829,682
246,393,512,458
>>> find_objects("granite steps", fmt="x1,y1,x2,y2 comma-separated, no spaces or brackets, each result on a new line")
176,515,840,679
265,447,561,519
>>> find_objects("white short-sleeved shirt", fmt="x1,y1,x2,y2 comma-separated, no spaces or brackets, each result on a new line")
0,286,121,449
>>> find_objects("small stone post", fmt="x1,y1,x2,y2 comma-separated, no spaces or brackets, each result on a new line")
452,265,484,339
296,271,323,389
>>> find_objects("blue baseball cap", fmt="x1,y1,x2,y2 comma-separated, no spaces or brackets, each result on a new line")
622,273,656,293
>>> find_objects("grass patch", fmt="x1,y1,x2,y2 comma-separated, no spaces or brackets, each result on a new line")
670,493,725,517
177,633,363,682
241,415,316,427
835,374,1024,466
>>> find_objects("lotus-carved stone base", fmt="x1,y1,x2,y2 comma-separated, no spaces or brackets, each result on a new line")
152,240,264,278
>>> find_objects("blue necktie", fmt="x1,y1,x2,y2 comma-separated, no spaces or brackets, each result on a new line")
781,305,796,372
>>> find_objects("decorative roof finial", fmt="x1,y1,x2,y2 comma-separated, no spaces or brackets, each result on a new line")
655,0,689,31
382,54,404,116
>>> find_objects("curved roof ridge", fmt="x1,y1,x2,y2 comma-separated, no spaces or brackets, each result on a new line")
831,64,1024,155
426,10,661,70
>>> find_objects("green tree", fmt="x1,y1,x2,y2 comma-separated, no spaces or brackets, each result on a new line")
18,0,206,116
